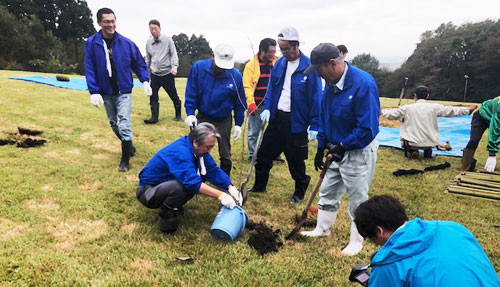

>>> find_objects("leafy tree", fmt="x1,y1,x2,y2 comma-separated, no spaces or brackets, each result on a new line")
172,33,213,77
351,53,390,91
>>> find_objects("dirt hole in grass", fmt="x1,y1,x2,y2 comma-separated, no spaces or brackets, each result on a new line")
246,220,283,256
0,218,29,241
46,217,109,252
130,258,154,275
0,127,47,148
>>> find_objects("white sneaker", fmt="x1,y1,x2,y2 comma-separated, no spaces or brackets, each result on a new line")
341,221,364,256
300,210,337,237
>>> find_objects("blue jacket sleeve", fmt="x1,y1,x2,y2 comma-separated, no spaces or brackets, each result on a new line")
84,39,100,95
342,82,380,150
167,157,203,194
263,67,275,112
130,41,149,83
204,155,232,189
184,63,198,116
369,266,401,287
308,72,322,131
233,71,246,126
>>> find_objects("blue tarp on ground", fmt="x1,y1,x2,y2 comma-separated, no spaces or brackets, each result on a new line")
377,114,472,157
9,76,143,91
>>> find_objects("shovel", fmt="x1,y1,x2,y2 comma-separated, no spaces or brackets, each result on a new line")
285,154,333,240
240,118,267,205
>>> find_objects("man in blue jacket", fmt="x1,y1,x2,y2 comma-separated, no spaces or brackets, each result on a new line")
354,195,500,287
137,123,242,234
248,27,322,204
85,8,152,172
300,43,379,257
184,43,246,176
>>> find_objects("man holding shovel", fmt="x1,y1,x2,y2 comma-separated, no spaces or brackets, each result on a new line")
136,123,242,234
300,43,379,256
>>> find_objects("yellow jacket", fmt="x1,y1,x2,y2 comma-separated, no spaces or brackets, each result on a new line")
242,54,278,107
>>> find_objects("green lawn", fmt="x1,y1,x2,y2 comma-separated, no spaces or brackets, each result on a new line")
0,70,498,286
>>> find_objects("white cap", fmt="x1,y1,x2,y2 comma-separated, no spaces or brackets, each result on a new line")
278,26,301,42
213,43,235,69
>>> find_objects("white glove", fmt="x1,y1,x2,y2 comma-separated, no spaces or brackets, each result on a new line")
228,186,243,206
90,94,104,108
185,115,197,128
260,109,270,122
484,156,496,172
308,130,318,141
143,81,152,97
233,125,242,140
218,192,236,209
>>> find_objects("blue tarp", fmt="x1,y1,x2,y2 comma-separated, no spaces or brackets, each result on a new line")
377,114,472,157
9,76,143,91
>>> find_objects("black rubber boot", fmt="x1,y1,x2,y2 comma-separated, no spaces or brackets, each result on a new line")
423,148,432,158
174,100,182,122
220,159,232,177
144,102,159,124
157,204,181,234
461,148,477,171
118,140,132,172
289,175,311,204
248,169,269,193
130,142,136,157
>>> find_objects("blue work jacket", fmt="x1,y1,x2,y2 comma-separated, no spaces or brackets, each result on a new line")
138,136,232,194
317,62,379,150
184,59,246,126
263,51,321,133
369,218,500,287
85,30,149,95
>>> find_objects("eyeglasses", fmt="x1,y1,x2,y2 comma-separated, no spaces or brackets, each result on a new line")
101,20,115,24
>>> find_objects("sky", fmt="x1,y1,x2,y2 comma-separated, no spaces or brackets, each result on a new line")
85,0,499,70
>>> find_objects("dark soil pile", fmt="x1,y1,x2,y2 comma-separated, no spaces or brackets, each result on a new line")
17,138,47,148
0,139,16,146
247,221,283,256
18,127,43,136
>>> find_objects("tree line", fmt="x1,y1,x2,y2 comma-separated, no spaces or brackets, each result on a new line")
0,1,498,102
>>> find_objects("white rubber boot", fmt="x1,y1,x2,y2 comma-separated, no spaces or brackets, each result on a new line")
341,221,364,256
300,210,337,237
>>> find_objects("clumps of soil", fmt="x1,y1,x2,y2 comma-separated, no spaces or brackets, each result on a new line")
56,75,70,82
0,127,47,148
379,115,401,128
246,220,283,256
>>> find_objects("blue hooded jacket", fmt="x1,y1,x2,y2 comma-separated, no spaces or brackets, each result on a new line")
138,136,232,194
369,218,500,287
263,51,321,133
184,59,246,126
85,30,149,95
317,62,379,150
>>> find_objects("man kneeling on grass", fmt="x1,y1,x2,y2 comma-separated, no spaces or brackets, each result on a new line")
354,195,500,287
136,123,243,233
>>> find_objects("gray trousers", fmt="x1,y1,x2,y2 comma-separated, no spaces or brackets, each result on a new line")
197,112,232,174
318,140,378,219
136,180,194,209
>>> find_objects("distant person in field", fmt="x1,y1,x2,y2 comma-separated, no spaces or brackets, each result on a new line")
381,85,476,159
137,123,242,234
85,7,152,172
337,44,348,60
300,43,379,257
462,96,500,172
184,43,246,177
354,195,500,287
242,38,284,163
248,27,322,204
144,19,181,124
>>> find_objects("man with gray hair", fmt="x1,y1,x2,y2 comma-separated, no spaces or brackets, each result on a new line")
144,19,181,124
136,122,243,234
300,43,379,257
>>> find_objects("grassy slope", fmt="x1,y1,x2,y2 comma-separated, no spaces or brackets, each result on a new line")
0,70,498,286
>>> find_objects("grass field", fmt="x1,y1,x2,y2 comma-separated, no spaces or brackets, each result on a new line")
0,70,498,286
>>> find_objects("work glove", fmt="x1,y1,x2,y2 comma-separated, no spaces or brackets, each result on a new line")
308,130,318,141
233,125,242,140
484,156,496,172
185,115,197,128
314,148,325,171
328,144,346,162
248,103,257,116
228,186,243,206
90,94,104,108
218,192,236,209
143,81,152,96
260,109,270,122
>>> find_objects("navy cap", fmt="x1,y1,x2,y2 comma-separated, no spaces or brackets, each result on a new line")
304,43,340,74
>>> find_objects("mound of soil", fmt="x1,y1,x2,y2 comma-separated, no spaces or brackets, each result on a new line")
17,138,46,148
247,221,283,256
0,139,16,146
18,127,43,136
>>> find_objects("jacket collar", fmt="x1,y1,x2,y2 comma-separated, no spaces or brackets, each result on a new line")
95,30,122,46
342,61,354,91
